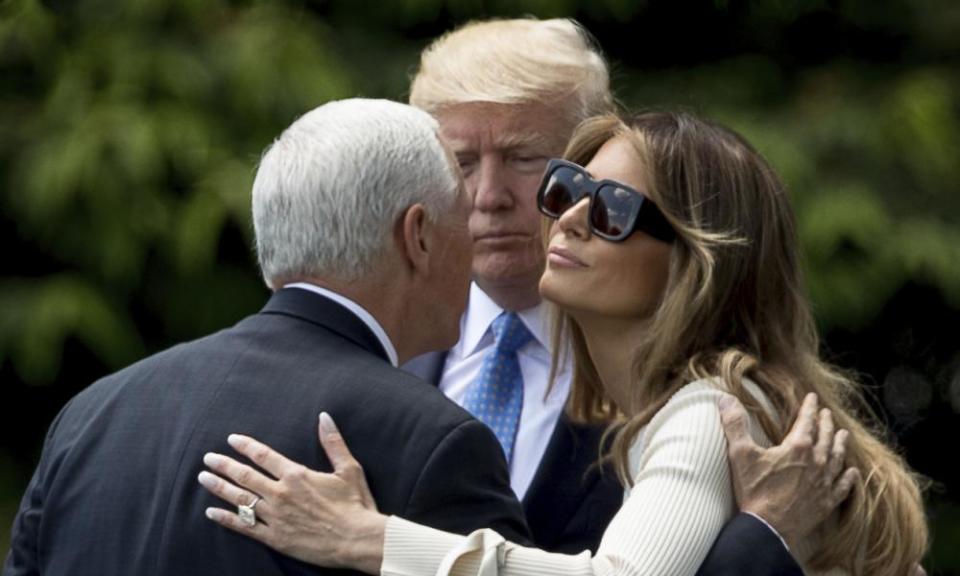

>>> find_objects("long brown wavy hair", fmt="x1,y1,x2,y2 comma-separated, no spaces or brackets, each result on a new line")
549,111,927,575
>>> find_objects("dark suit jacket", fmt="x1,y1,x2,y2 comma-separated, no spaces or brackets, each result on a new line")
5,289,529,576
405,351,803,575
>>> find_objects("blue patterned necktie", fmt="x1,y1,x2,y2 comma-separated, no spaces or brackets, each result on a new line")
462,312,533,464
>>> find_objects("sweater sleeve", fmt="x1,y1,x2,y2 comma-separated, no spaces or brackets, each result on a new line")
381,381,742,576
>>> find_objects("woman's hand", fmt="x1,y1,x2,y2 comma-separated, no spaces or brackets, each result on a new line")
198,413,387,575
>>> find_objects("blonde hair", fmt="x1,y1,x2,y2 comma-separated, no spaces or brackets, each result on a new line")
409,18,612,125
553,112,928,575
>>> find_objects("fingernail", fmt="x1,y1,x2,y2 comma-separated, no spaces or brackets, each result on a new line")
203,453,224,467
227,434,243,449
197,471,216,489
319,412,338,436
718,396,735,412
205,508,218,520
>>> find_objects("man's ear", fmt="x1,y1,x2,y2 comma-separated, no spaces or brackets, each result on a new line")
395,203,431,275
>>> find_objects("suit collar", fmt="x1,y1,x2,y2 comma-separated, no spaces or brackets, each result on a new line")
283,283,398,366
261,288,391,364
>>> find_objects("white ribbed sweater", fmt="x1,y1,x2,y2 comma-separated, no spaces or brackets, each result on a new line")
380,380,827,576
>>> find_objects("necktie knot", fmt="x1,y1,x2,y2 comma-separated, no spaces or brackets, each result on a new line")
491,312,533,354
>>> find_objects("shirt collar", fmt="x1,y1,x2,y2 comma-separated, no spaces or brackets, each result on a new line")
284,282,399,367
460,282,551,359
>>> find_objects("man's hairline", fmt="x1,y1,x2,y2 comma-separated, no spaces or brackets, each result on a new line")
429,100,578,154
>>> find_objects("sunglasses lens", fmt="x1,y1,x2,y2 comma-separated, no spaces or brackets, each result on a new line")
541,167,583,217
540,163,672,242
592,185,641,239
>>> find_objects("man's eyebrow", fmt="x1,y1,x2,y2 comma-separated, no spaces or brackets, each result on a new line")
494,132,555,150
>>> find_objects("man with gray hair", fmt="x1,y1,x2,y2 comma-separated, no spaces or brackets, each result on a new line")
4,98,528,575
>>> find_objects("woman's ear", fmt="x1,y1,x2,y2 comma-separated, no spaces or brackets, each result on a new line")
395,203,431,275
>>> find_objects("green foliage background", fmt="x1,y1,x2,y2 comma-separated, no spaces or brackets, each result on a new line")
2,0,958,571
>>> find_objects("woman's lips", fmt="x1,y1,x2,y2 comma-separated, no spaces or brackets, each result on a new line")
547,246,587,268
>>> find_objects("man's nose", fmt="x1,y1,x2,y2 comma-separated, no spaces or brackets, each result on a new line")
472,157,514,212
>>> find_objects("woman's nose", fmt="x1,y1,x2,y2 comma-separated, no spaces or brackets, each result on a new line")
557,197,591,238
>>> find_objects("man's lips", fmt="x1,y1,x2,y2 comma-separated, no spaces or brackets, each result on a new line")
547,246,587,267
473,232,533,242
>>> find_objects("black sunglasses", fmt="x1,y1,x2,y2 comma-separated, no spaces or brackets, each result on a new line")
536,159,676,243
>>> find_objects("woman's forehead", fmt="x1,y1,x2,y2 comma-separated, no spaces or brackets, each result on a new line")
584,137,647,185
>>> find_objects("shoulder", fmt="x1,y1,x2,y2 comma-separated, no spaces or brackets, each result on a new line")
642,379,727,436
629,380,735,481
364,368,505,470
368,362,472,419
658,378,774,429
662,378,728,407
671,377,776,447
327,360,488,460
634,378,773,470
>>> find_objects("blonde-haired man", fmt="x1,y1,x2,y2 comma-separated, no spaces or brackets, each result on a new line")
405,18,620,555
404,17,833,575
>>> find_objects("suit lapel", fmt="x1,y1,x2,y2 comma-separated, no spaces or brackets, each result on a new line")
260,288,391,363
401,350,448,387
521,413,608,548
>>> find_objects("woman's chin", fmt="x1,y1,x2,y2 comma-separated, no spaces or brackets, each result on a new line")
537,274,561,304
539,276,582,312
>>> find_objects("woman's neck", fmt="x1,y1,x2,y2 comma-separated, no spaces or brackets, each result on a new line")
574,313,651,417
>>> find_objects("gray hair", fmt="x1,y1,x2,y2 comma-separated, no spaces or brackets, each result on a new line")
252,98,459,286
410,18,612,125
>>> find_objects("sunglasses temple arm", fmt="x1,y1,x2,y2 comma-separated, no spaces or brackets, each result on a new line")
641,208,677,243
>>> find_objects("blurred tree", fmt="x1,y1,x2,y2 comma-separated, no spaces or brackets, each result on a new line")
2,0,958,570
1,0,356,385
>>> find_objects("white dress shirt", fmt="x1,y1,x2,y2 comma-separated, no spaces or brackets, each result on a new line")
284,282,399,367
439,283,572,500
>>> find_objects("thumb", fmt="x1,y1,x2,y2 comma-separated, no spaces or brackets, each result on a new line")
318,412,356,472
318,412,377,510
718,395,753,451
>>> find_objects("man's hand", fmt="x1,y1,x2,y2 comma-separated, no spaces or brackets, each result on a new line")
718,392,860,550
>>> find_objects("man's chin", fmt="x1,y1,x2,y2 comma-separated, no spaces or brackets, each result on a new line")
473,252,544,284
429,327,460,353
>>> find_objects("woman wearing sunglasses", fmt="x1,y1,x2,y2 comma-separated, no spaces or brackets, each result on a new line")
200,111,927,575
